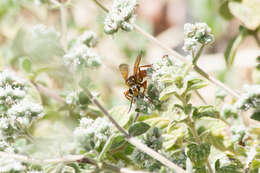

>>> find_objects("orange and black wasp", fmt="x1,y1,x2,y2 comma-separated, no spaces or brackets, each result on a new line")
119,51,152,112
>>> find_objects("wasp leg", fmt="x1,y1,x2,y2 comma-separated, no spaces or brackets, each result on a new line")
137,65,153,81
139,64,153,68
124,90,132,101
141,80,147,94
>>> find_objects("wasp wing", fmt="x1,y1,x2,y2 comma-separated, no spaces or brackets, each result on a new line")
133,51,143,75
119,64,129,80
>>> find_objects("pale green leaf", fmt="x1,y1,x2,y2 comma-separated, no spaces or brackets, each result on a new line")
229,0,260,30
128,122,150,136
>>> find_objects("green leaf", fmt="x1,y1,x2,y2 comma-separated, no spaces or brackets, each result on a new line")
144,117,170,129
98,134,116,161
219,1,233,20
251,159,260,171
159,85,176,101
229,0,260,30
11,28,64,65
205,133,226,151
20,58,32,72
110,135,126,150
224,31,245,68
215,158,243,173
187,143,211,167
193,105,219,119
128,122,150,137
194,166,207,173
251,110,260,122
187,78,207,91
78,91,91,105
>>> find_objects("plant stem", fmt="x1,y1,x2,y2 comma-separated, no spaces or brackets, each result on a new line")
50,0,68,50
194,90,207,105
91,0,240,100
253,32,260,47
193,45,205,65
60,2,68,51
93,0,109,13
193,65,240,98
33,82,66,104
0,152,149,173
81,86,187,173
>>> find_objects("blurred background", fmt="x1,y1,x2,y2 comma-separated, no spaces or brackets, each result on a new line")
0,0,259,109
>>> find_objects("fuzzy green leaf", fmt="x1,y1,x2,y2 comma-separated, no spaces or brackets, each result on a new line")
215,158,243,173
187,78,207,91
219,1,233,20
251,110,260,122
229,0,260,30
224,31,245,68
193,105,219,119
21,58,32,72
187,143,211,167
159,85,176,101
78,91,91,105
128,122,150,137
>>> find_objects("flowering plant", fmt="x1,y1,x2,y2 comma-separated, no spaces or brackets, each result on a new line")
0,0,259,173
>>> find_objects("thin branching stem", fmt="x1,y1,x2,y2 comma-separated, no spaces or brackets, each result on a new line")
91,0,241,99
60,3,68,51
194,90,207,105
81,86,187,173
253,32,260,47
50,0,68,50
0,152,149,173
33,82,66,104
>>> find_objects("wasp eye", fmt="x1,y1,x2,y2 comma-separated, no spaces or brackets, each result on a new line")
137,85,140,91
129,88,133,94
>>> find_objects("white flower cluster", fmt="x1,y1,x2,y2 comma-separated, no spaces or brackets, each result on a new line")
0,157,25,172
31,24,60,40
104,0,137,34
0,70,44,142
7,99,44,127
63,31,101,71
0,70,27,107
231,125,246,143
151,55,190,93
183,23,214,54
235,85,260,111
74,117,113,150
77,31,98,47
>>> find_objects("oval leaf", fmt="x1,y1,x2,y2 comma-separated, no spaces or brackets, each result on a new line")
224,32,245,68
21,58,32,72
128,122,150,136
229,0,260,30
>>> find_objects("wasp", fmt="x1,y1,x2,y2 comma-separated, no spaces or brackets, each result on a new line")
119,51,152,112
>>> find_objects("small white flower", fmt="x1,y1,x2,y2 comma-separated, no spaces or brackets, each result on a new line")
63,44,101,70
235,85,260,111
0,118,9,130
74,117,113,149
0,157,25,172
31,24,60,39
77,31,98,47
183,22,214,54
104,0,138,34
